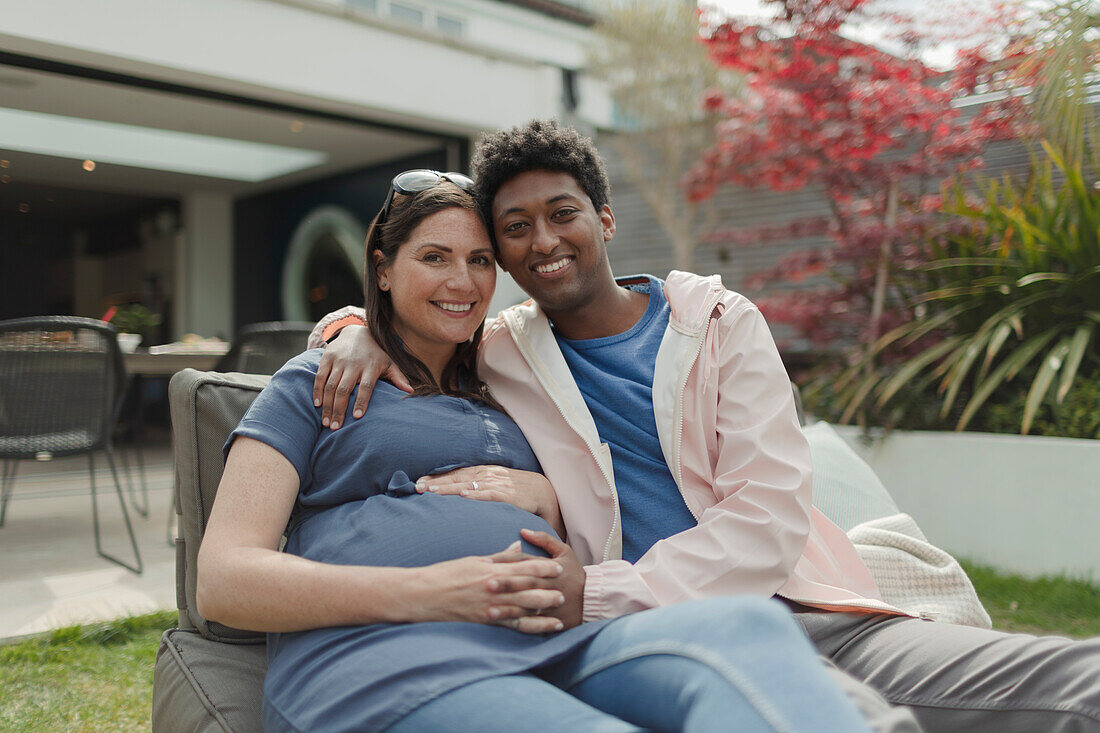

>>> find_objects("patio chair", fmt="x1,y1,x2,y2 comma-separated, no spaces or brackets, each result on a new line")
0,316,143,574
214,321,315,375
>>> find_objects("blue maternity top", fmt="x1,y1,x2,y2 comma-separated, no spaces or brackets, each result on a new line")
227,350,608,733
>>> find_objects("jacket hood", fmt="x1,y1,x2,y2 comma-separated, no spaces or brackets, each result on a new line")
662,271,726,334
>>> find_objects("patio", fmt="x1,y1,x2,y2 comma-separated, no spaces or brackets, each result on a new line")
0,436,176,642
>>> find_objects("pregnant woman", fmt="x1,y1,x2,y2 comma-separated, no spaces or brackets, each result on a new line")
196,172,870,732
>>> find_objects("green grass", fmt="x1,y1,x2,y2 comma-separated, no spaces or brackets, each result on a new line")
0,610,175,733
1,566,1098,731
961,560,1100,638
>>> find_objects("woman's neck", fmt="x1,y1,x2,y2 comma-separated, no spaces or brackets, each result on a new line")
396,332,454,387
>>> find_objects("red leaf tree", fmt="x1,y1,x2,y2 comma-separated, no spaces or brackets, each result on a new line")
684,0,1025,353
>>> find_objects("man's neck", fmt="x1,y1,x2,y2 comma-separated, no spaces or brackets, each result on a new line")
545,280,650,340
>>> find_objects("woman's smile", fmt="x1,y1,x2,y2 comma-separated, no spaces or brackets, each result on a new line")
432,300,476,315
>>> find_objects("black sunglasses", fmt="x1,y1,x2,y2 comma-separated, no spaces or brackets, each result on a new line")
378,169,474,226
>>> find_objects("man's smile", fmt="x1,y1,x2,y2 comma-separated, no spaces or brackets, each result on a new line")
533,256,575,275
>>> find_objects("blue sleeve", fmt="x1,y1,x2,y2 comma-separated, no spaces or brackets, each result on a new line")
224,350,323,488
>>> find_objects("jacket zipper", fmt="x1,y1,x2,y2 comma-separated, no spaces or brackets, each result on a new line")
596,443,619,563
670,289,724,521
782,594,902,614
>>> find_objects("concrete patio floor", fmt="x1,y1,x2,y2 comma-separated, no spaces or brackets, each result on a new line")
0,439,177,642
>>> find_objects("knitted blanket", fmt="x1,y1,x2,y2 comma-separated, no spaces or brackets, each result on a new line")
849,513,992,628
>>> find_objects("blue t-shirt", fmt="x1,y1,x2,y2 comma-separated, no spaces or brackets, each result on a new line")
555,276,698,563
227,350,609,732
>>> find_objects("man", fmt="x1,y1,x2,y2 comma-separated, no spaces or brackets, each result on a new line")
311,119,1100,732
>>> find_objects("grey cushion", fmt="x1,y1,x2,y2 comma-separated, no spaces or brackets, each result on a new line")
153,628,266,733
804,421,900,532
154,370,273,733
169,369,271,642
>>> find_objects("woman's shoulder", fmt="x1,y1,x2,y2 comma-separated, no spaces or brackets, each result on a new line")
259,349,324,398
273,348,324,376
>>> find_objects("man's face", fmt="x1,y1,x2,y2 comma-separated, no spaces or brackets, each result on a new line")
491,170,616,315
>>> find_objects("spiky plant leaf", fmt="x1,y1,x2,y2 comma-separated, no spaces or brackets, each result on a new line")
980,322,1015,383
1056,323,1095,403
957,328,1060,431
1016,272,1072,286
874,336,966,407
940,334,992,418
1022,339,1072,434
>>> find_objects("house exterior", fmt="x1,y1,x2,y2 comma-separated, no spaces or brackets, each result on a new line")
0,0,612,339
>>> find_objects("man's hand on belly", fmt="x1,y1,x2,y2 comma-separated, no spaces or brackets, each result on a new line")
502,529,584,630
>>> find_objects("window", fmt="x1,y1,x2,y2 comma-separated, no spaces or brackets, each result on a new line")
389,2,423,26
342,0,462,38
346,0,377,15
435,14,463,36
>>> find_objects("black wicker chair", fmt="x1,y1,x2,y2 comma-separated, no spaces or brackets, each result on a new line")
214,321,315,376
0,316,143,573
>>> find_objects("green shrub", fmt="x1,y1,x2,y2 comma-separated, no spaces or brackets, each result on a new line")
803,364,1100,439
827,144,1100,435
981,368,1100,438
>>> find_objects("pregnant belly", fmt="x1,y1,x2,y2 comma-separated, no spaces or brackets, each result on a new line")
285,492,557,568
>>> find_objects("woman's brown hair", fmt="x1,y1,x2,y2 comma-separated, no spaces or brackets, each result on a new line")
363,181,502,411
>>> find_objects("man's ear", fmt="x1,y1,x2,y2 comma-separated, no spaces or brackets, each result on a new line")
599,205,616,243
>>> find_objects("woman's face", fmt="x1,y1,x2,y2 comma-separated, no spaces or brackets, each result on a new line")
376,207,496,361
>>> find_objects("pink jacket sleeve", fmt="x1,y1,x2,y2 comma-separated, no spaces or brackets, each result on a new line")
306,306,366,349
580,304,813,621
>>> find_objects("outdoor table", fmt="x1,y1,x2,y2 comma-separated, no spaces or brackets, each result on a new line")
123,346,229,430
123,345,230,458
121,345,231,539
122,350,226,376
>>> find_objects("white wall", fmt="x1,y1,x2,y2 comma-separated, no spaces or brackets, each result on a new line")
834,426,1100,581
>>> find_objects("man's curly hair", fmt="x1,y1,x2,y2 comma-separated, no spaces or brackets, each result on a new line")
470,119,611,228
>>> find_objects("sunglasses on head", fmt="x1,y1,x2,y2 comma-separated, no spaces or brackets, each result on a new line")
378,169,474,226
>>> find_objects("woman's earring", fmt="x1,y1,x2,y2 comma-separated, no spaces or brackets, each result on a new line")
380,281,389,291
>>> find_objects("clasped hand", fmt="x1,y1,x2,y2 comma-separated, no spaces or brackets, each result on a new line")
418,533,583,634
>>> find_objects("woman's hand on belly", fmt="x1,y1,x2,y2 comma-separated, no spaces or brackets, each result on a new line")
416,467,565,538
405,549,567,634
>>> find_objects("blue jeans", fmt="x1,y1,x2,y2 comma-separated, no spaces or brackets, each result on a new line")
388,596,871,732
